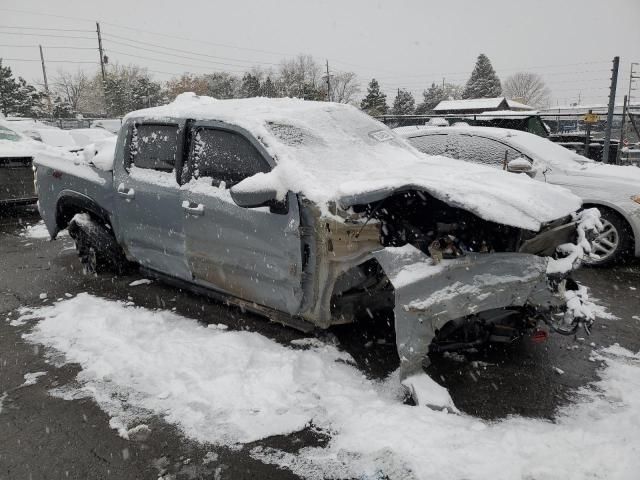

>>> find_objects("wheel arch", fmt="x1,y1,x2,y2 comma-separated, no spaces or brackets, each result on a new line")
55,190,112,231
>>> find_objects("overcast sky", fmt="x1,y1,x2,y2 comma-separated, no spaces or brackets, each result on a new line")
1,0,639,107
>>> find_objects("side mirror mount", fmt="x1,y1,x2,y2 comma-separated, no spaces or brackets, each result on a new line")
506,157,534,175
230,187,279,208
229,186,287,213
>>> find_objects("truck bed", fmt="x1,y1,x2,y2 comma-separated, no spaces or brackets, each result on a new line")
34,152,114,238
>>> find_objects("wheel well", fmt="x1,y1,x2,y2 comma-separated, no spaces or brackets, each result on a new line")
56,194,110,231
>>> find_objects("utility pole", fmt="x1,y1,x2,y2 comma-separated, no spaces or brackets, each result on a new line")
96,22,106,81
38,45,52,114
325,60,331,102
602,56,619,164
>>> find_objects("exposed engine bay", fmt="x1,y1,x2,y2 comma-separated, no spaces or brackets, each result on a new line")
326,189,593,367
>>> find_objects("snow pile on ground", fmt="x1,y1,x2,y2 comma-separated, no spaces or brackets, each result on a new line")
20,221,51,239
22,371,46,386
129,94,581,231
17,294,639,480
20,220,67,240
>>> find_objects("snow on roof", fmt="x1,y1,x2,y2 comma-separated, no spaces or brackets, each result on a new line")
400,125,591,170
506,99,533,110
477,110,540,119
127,93,580,231
434,97,533,112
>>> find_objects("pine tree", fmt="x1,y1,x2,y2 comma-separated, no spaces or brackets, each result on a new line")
415,83,443,114
360,78,388,116
261,76,277,97
462,54,502,99
0,59,45,117
392,89,415,115
241,73,261,98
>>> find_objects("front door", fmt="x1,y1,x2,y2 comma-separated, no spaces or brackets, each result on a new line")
181,122,303,314
112,121,191,280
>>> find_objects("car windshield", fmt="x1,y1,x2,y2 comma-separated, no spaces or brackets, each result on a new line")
0,125,22,141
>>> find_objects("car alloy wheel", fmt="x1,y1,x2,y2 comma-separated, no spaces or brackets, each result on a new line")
587,218,619,263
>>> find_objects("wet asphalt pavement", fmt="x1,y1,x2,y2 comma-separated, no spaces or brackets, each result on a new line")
1,205,639,479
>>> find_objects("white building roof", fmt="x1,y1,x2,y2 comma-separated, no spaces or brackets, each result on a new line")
433,97,534,112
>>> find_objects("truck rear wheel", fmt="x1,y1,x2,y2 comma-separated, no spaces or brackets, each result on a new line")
67,213,131,275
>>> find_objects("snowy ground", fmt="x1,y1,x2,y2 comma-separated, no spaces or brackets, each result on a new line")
14,293,640,480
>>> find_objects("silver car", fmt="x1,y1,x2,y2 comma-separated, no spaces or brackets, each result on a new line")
401,125,640,266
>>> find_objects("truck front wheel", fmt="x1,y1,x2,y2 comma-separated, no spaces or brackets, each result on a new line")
67,213,131,275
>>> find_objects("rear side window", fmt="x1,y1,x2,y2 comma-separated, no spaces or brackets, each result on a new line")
408,134,452,157
189,128,269,187
130,124,179,171
455,135,523,168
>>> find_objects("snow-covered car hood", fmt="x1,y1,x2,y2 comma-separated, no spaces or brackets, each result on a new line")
130,94,582,232
334,154,581,231
552,163,640,196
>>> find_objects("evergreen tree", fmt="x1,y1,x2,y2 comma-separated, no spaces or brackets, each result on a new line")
462,54,502,99
0,59,45,117
360,78,388,116
241,73,261,98
392,89,415,115
261,76,277,97
51,95,73,118
415,82,463,113
415,83,442,114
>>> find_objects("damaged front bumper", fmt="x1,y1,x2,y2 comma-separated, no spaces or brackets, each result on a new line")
373,244,588,407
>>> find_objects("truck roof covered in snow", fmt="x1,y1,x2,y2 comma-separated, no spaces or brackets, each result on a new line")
124,93,582,231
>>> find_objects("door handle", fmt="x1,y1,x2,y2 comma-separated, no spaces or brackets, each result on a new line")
117,183,135,199
182,201,204,216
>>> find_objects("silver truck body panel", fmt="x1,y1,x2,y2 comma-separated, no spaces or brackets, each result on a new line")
374,245,551,378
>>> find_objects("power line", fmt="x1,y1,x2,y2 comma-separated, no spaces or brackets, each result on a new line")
0,25,93,32
101,34,280,67
2,57,99,64
0,43,97,50
105,49,249,73
0,31,95,40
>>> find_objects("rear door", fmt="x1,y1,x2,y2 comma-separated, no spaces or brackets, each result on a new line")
180,122,303,314
112,120,191,280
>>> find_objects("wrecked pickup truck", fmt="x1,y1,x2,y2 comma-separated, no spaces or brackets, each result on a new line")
34,94,598,407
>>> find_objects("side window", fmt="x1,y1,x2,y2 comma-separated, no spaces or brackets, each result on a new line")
189,128,269,187
456,135,523,168
130,124,179,171
408,134,452,157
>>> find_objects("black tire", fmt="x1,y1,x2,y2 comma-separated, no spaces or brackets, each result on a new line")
67,214,131,275
584,208,633,267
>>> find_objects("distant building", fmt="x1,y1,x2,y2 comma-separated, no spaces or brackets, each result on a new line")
433,97,534,115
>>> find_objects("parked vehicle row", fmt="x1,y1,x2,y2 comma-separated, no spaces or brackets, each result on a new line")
0,120,115,205
33,94,597,406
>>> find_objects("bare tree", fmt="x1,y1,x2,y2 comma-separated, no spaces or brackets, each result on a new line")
503,72,551,108
330,71,360,104
279,54,323,99
52,70,89,112
165,73,209,99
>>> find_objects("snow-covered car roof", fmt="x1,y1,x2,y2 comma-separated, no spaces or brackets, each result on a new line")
68,128,115,147
127,94,581,231
400,125,593,169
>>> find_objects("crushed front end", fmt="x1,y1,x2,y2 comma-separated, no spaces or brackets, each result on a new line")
314,190,600,408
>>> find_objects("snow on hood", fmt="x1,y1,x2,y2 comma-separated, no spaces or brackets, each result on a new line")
128,94,581,231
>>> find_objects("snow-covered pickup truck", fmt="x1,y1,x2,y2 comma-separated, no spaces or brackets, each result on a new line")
35,94,598,408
